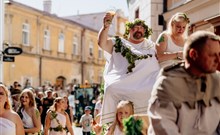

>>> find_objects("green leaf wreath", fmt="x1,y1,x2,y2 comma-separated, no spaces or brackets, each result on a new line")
123,19,152,39
123,116,143,135
114,36,152,73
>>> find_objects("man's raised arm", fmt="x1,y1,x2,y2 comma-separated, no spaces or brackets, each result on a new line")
98,12,114,54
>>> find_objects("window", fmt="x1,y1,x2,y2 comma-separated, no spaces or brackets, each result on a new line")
44,29,50,50
73,36,78,55
89,40,93,56
98,47,102,59
58,32,65,52
135,8,139,19
215,25,220,36
22,23,30,45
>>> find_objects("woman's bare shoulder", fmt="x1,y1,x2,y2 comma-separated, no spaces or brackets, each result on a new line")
160,32,169,38
157,32,168,44
4,110,21,123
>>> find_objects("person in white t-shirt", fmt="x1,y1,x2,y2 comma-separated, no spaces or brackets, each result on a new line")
80,106,93,135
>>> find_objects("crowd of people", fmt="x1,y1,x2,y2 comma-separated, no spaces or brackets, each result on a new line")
0,11,220,135
0,81,76,135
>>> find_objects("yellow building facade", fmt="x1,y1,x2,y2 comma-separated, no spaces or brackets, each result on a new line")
3,1,106,88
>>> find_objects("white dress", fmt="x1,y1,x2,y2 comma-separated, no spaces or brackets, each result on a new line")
113,125,124,135
101,38,160,124
159,34,183,68
0,117,16,135
49,112,66,135
21,109,39,135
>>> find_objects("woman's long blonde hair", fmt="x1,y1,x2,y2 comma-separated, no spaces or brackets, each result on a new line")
19,88,36,108
167,12,190,39
49,97,63,111
0,84,12,110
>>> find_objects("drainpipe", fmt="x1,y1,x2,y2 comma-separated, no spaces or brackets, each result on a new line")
37,16,42,86
81,28,85,84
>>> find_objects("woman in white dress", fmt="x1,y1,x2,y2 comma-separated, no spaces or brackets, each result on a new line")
156,12,190,68
44,97,74,135
0,84,25,135
17,88,41,135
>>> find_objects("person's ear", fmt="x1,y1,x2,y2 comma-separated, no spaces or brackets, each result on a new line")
189,48,198,60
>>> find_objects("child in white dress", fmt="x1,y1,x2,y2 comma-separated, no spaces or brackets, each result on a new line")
44,97,74,135
105,100,134,135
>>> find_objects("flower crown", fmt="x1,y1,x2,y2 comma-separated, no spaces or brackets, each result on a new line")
123,19,152,39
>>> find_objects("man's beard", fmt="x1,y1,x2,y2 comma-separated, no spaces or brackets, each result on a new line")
133,31,144,40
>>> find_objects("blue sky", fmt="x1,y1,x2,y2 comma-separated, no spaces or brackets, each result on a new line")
14,0,129,17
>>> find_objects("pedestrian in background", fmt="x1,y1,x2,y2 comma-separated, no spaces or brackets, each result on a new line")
41,89,54,127
80,106,93,135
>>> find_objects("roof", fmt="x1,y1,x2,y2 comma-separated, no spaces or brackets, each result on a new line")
65,12,116,36
6,0,98,33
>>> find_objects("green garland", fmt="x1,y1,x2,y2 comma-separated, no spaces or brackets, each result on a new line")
123,19,152,39
123,116,143,135
182,13,190,23
114,36,152,73
49,111,65,132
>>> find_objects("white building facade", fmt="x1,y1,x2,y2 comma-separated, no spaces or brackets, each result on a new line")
127,0,220,40
127,0,164,42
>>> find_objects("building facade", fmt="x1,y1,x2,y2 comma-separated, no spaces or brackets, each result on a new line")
127,0,220,41
3,1,127,88
164,0,220,36
3,1,124,88
127,0,164,42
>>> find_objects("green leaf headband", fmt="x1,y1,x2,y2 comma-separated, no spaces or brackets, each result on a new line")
182,13,190,23
123,19,152,39
174,13,190,24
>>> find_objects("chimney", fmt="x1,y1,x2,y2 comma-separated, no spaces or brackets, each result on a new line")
43,0,52,13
